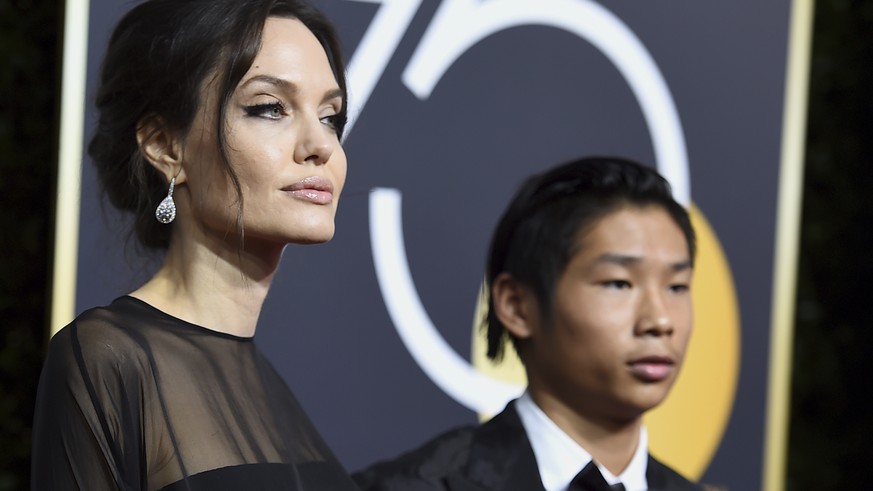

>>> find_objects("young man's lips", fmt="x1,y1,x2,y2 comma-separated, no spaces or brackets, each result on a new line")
627,356,675,382
283,176,334,204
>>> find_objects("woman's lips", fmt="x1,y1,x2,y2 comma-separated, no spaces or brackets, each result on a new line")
627,356,675,382
284,176,334,204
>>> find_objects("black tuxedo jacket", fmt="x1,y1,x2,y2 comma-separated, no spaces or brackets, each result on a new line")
354,401,702,491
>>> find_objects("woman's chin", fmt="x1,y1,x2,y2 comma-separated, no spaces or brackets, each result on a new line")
286,225,336,245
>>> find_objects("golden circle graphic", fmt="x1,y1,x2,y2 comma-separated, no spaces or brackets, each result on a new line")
471,204,740,480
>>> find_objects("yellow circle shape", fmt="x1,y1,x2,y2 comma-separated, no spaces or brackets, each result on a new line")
471,204,740,480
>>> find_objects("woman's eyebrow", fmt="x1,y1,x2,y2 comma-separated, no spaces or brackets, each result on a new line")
322,88,344,105
240,75,343,105
240,74,298,94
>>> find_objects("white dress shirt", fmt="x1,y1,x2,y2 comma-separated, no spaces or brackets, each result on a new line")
515,392,649,491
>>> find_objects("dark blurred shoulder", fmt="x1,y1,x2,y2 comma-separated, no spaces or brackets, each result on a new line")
353,425,477,491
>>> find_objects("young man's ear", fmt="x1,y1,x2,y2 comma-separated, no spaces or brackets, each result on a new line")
136,115,187,185
491,273,539,340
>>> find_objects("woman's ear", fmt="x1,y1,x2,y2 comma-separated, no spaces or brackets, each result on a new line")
491,273,539,341
136,115,187,185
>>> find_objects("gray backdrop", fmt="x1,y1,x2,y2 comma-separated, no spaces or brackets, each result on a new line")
74,1,793,489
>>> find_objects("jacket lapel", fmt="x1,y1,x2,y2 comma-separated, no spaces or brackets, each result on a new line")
646,455,668,490
446,402,546,491
645,455,701,491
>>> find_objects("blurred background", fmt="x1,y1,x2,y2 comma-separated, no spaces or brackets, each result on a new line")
1,0,870,489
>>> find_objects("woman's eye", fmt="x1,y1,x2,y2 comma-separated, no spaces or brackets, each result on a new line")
320,113,341,131
244,102,285,120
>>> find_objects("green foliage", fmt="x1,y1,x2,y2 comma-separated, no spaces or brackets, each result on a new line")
0,0,59,489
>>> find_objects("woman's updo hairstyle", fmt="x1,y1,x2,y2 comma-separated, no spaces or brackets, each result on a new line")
89,0,347,250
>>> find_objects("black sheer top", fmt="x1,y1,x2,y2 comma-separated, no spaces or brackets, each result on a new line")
31,296,358,491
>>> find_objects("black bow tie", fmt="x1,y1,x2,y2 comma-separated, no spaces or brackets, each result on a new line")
569,462,626,491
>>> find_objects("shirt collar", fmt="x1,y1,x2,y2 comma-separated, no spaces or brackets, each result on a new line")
514,392,649,491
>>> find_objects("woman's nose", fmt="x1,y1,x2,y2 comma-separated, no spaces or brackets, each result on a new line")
294,116,336,165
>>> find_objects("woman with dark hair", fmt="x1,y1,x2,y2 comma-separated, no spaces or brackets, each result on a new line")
31,0,357,489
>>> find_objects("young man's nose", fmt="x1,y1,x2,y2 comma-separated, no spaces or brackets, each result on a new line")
635,290,674,337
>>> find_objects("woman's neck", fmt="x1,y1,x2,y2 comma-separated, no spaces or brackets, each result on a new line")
131,232,283,337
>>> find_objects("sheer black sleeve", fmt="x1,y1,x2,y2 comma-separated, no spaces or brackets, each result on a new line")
32,315,149,490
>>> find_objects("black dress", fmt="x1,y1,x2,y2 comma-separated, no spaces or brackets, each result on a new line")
31,296,358,491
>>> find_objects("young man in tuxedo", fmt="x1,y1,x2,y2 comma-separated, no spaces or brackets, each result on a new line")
355,156,703,491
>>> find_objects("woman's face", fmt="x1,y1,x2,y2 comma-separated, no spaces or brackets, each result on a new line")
180,17,346,251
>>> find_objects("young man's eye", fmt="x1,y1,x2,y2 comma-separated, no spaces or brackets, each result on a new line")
602,280,631,290
669,283,690,294
244,102,285,120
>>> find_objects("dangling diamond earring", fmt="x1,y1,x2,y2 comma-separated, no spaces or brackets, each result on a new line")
155,176,177,224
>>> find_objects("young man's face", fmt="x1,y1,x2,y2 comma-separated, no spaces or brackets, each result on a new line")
524,205,693,425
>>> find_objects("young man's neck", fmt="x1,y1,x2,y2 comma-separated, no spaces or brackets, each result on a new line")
528,388,643,477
